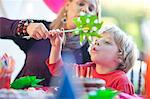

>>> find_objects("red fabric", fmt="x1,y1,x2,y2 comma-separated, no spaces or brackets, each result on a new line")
93,69,134,95
0,76,10,89
145,54,150,98
46,59,134,95
45,59,63,76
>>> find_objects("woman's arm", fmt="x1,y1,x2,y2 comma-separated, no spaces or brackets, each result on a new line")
0,17,19,37
0,17,51,39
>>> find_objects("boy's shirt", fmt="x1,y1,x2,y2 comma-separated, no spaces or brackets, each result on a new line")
46,59,134,95
92,69,134,95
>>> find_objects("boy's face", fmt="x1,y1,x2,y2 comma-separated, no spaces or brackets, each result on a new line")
89,32,120,67
66,0,97,29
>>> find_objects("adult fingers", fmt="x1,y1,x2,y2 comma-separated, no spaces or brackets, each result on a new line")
34,32,42,40
40,25,48,39
36,28,47,39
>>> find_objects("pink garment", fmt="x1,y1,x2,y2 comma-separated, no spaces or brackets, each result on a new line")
43,0,66,13
118,92,144,99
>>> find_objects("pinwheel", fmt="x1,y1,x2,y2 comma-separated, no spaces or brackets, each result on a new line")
64,15,103,44
24,15,103,45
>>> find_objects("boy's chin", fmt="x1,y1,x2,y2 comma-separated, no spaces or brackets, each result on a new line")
91,58,99,63
91,58,105,64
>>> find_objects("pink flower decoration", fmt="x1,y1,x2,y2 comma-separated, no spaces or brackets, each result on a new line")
43,0,67,13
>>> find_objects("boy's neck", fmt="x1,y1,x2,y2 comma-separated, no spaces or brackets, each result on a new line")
95,64,117,74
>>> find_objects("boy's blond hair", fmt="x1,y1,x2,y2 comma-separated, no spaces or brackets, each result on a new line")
100,25,138,73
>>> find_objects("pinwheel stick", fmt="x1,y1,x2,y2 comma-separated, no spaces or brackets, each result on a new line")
64,27,89,33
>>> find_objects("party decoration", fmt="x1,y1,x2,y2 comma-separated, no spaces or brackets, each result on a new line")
0,53,9,74
23,14,103,44
64,15,103,44
88,89,119,99
0,53,8,67
11,76,44,89
56,66,76,99
43,0,66,13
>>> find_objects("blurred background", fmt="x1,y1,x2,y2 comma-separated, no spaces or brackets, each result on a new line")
0,0,56,21
0,0,150,95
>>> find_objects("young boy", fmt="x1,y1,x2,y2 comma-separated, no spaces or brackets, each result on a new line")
46,25,137,95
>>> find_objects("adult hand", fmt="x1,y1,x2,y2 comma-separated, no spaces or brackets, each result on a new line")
27,23,48,40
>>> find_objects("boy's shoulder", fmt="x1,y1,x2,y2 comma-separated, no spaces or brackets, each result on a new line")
113,70,132,84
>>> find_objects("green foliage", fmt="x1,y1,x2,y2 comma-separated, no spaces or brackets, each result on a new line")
11,76,44,89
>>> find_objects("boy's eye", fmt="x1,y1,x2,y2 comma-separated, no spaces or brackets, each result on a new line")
79,2,85,6
104,41,111,44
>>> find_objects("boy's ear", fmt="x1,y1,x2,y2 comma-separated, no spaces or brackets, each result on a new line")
117,58,123,64
115,52,123,64
114,57,123,65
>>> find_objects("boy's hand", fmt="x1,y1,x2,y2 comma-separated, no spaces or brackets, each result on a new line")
48,29,64,47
